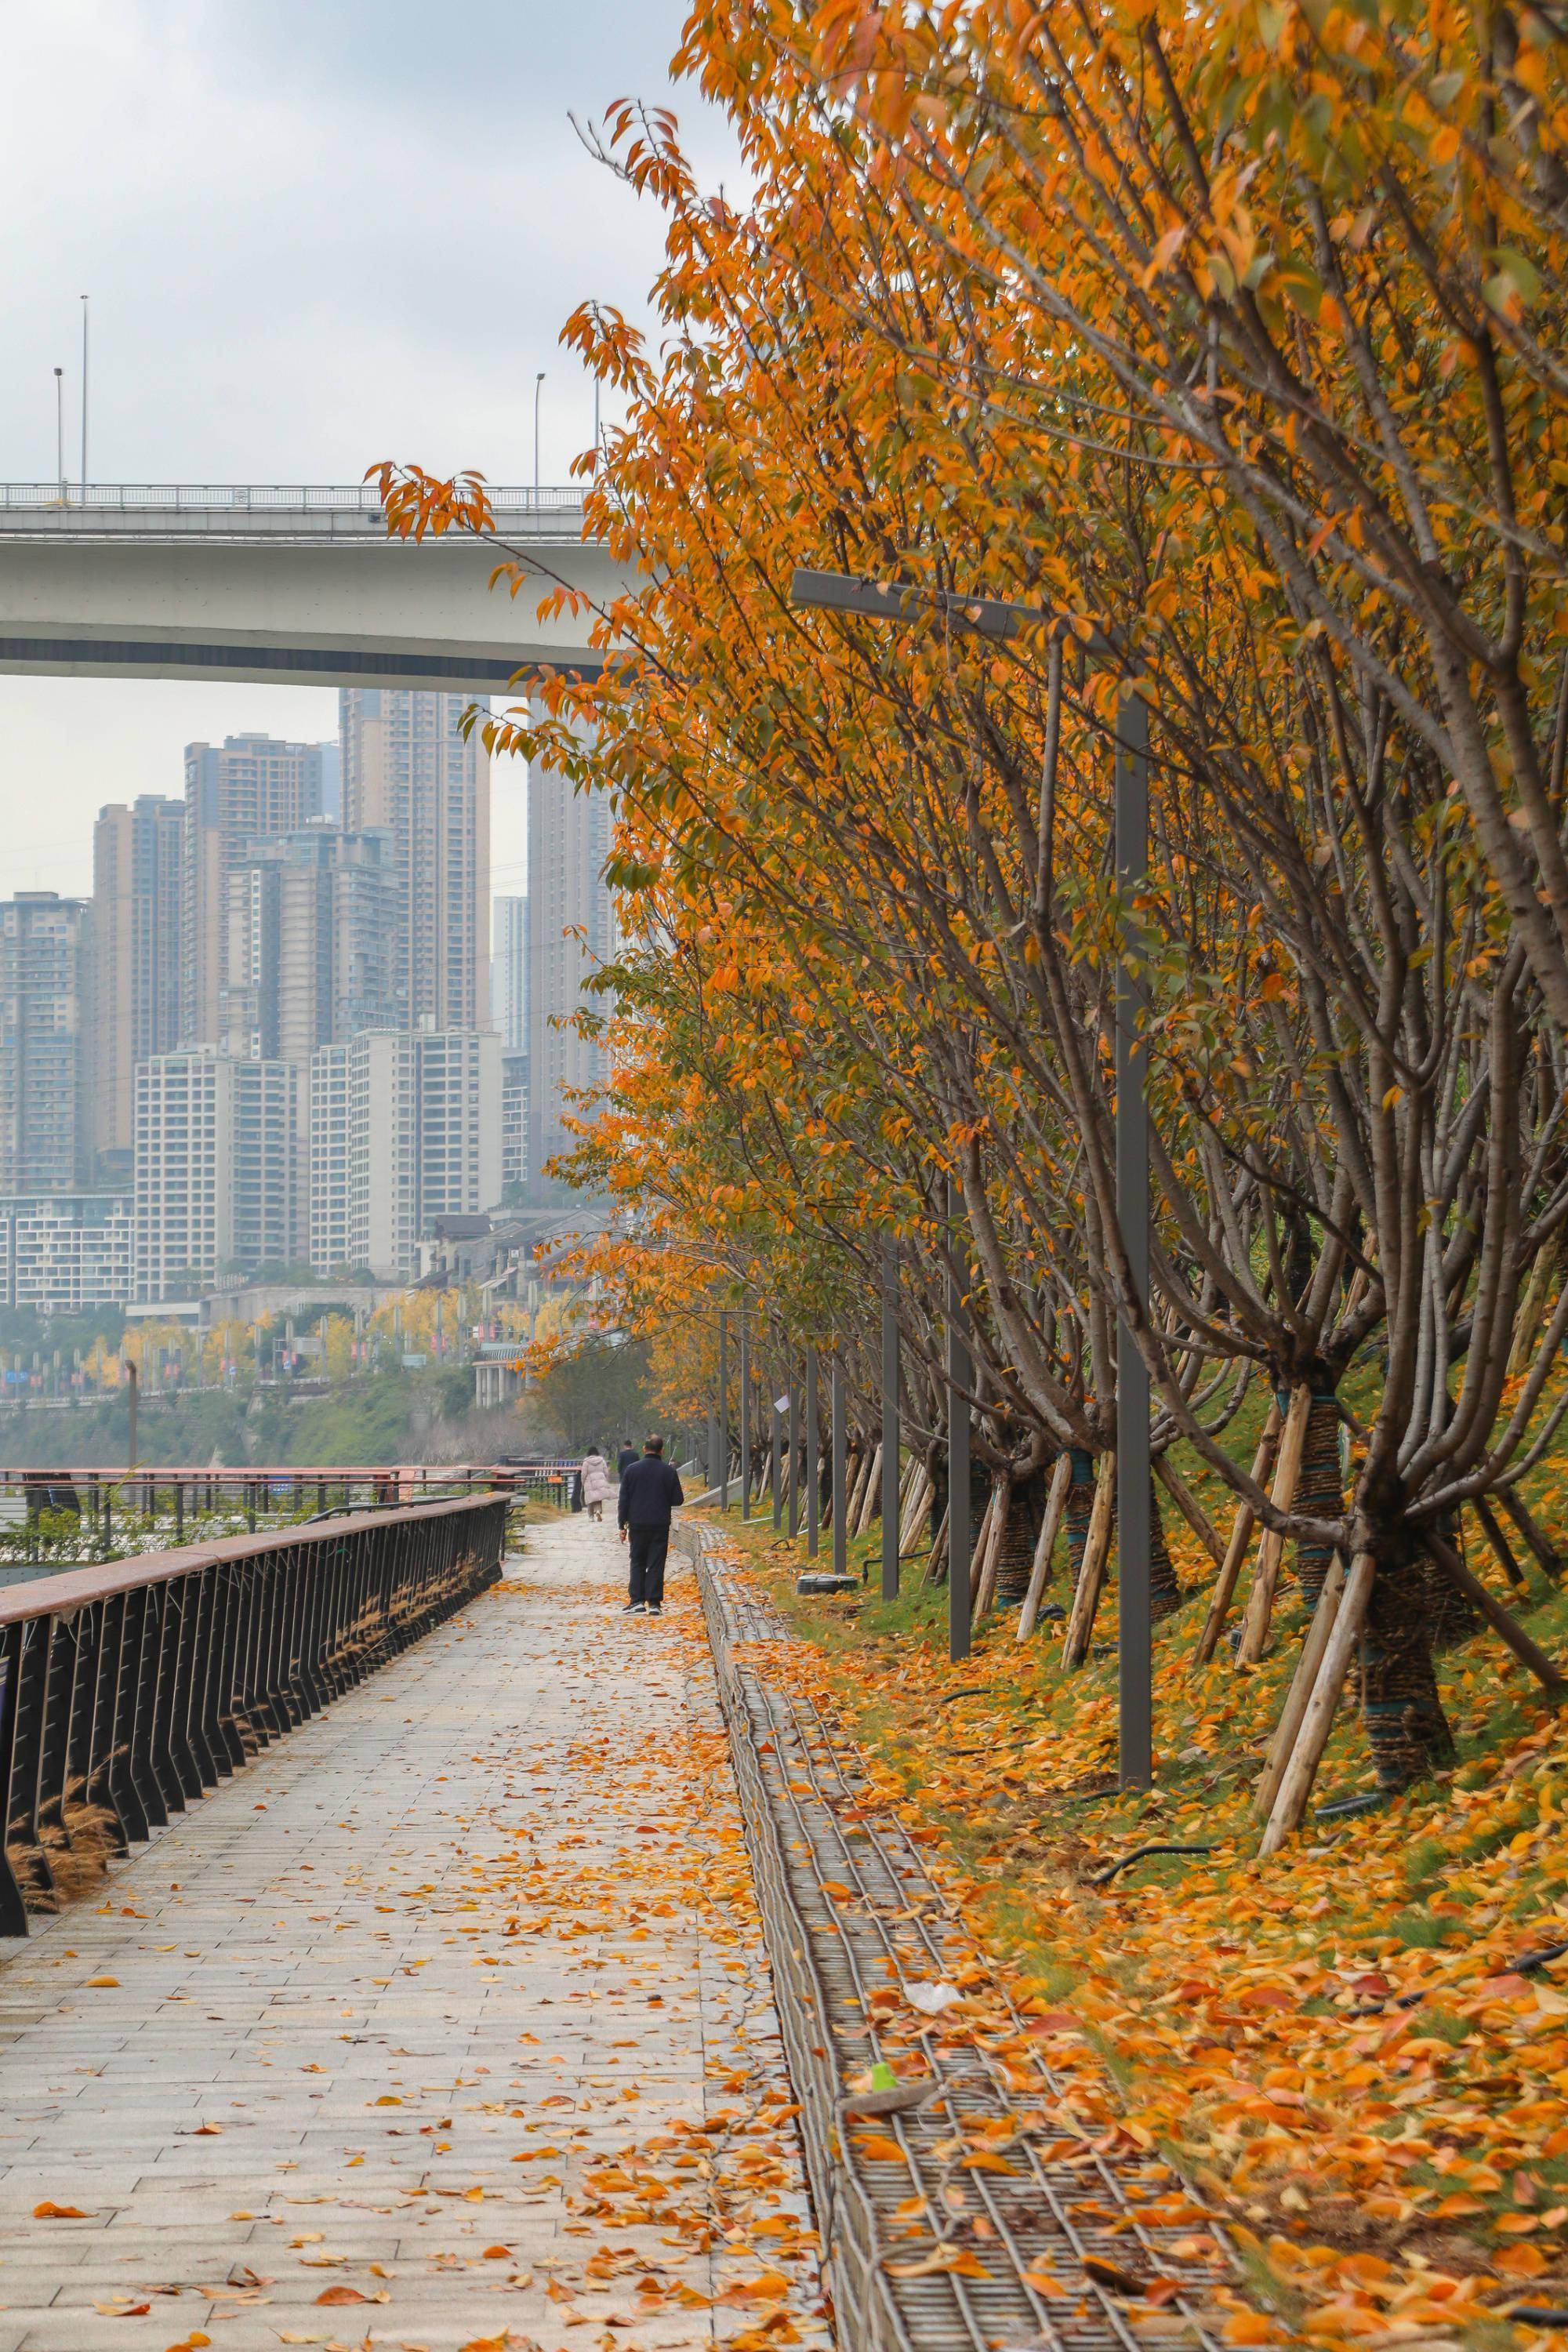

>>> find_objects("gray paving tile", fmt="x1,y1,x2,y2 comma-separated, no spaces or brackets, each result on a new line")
0,1518,822,2350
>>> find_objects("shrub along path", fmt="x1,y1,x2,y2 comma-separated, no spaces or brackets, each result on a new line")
0,1514,826,2352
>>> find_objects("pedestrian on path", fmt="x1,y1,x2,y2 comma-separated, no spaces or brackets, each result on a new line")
616,1436,639,1479
580,1444,612,1522
618,1434,684,1615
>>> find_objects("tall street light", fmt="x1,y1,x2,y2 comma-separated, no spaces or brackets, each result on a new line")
533,372,545,502
53,368,64,503
787,566,1152,1784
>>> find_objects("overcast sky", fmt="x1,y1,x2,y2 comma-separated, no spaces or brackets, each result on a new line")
0,0,731,898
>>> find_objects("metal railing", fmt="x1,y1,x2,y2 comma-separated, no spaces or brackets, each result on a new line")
0,481,585,511
0,1491,510,1936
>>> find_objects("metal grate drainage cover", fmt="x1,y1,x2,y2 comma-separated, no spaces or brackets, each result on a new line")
684,1524,1251,2352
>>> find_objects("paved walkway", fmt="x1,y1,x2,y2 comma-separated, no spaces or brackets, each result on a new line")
0,1515,824,2352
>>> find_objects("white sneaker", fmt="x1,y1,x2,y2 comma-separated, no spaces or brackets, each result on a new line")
623,1602,645,1614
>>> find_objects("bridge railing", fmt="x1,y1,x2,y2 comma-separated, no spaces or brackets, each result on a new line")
0,1491,511,1936
0,481,586,515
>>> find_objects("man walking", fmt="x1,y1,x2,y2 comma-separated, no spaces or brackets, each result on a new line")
618,1435,684,1616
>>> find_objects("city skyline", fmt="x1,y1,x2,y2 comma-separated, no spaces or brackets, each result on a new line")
0,670,615,1301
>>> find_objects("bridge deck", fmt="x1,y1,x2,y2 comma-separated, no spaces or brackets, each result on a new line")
0,1517,822,2351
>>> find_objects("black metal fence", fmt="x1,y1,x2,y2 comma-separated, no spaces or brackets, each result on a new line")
0,1492,510,1936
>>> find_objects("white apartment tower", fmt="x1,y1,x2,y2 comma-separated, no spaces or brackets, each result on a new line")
416,1030,501,1223
310,1033,418,1281
527,746,613,1193
91,796,184,1181
133,1050,302,1301
0,892,94,1195
340,691,490,1033
308,1031,499,1280
183,734,334,1043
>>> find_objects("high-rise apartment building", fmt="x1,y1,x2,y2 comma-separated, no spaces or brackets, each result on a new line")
308,1030,498,1279
182,732,335,1042
0,892,93,1196
91,797,184,1183
0,1195,132,1314
492,895,528,1051
221,823,401,1063
416,1029,501,1224
132,1050,302,1301
310,1033,417,1280
340,690,490,1034
527,748,613,1192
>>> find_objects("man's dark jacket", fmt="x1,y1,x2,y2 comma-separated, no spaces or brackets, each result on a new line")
616,1446,640,1478
618,1456,684,1528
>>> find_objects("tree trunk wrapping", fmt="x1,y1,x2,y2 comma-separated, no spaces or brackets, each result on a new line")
1290,1393,1343,1609
995,1478,1041,1606
1359,1548,1457,1790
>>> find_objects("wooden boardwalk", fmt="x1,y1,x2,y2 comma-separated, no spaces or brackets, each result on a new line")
0,1515,823,2351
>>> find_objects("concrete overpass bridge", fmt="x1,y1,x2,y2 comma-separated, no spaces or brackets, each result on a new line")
0,481,626,691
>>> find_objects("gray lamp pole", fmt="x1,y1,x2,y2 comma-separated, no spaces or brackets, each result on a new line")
533,372,545,501
53,368,64,503
946,1178,971,1664
789,567,1152,1773
718,1309,729,1510
787,1373,800,1539
831,1352,847,1579
79,296,89,496
771,1395,783,1530
881,1236,900,1599
805,1349,820,1559
739,1309,750,1521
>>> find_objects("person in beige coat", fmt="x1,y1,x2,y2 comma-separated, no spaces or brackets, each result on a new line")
579,1445,612,1523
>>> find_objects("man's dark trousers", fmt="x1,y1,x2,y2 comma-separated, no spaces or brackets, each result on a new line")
628,1523,670,1607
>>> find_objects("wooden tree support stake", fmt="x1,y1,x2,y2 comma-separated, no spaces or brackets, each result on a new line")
1258,1550,1377,1856
854,1444,883,1538
1423,1527,1568,1697
1062,1454,1116,1668
1498,1486,1566,1583
1236,1385,1314,1665
1252,1552,1345,1820
1192,1399,1283,1671
970,1483,1008,1624
1018,1452,1073,1641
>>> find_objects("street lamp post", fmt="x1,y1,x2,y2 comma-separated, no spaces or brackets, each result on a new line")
805,1349,820,1559
946,1178,972,1664
53,368,64,502
831,1351,848,1580
789,567,1152,1777
739,1309,750,1521
787,1373,800,1539
718,1308,729,1510
881,1236,900,1600
533,372,545,502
